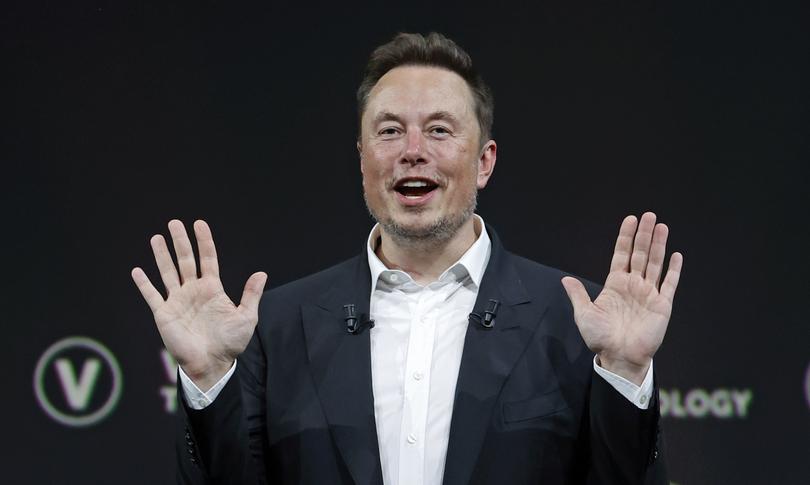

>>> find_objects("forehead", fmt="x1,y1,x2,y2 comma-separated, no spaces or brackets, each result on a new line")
364,65,476,122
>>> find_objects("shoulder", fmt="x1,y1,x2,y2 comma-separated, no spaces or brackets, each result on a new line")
503,251,600,361
254,255,363,340
260,254,362,305
506,252,602,300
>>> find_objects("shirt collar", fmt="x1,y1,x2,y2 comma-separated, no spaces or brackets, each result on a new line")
366,214,492,294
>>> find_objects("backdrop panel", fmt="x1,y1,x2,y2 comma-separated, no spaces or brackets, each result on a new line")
5,2,808,484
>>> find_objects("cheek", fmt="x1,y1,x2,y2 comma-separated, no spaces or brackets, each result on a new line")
428,138,468,158
371,139,405,159
360,158,387,193
428,142,478,187
364,144,402,175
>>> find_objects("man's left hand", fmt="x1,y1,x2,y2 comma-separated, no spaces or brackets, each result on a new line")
561,212,683,385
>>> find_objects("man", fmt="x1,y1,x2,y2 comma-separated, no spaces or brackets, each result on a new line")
132,32,682,484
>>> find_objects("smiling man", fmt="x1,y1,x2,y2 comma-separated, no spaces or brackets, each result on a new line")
133,32,682,484
359,62,495,284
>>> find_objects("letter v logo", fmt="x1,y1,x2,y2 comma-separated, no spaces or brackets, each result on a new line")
34,336,123,427
54,358,102,411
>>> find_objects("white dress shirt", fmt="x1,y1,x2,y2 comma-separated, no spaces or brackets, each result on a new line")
179,215,654,485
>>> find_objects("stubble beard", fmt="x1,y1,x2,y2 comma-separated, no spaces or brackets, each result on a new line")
364,189,478,251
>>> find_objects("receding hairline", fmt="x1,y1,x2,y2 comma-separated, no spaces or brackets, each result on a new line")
359,65,481,139
355,32,494,144
369,109,465,127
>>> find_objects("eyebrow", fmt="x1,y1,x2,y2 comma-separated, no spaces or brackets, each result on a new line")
372,111,402,125
371,110,461,126
426,110,460,124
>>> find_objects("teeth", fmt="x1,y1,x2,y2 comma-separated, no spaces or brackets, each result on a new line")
401,180,429,187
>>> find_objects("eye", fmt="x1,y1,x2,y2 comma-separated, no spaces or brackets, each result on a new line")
378,126,401,137
429,125,452,137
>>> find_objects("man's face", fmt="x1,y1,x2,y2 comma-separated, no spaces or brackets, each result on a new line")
358,65,496,243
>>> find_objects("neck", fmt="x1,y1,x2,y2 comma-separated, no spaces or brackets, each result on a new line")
375,216,479,286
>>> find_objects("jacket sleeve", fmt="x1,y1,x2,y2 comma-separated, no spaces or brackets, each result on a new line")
574,278,668,484
175,327,270,485
582,371,668,484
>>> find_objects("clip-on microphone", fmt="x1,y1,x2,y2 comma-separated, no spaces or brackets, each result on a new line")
344,304,375,334
468,299,501,329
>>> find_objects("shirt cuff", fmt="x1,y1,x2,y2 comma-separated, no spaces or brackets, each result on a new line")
178,361,238,410
593,356,654,409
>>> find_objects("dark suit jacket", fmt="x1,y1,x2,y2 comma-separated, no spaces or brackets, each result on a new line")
177,227,667,485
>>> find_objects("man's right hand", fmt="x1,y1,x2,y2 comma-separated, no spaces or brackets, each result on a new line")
131,219,267,391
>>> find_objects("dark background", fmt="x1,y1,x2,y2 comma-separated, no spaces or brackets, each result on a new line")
4,1,808,484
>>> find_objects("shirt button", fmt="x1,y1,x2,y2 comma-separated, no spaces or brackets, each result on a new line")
640,394,648,405
389,274,399,282
413,371,423,381
407,433,417,444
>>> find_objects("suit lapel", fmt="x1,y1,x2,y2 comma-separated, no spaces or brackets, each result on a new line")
301,256,383,485
442,228,552,485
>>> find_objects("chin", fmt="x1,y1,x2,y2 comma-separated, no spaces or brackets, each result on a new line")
383,208,474,245
365,189,477,244
388,218,439,238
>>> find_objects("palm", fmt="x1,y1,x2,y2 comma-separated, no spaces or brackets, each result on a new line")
154,276,248,372
562,212,683,380
132,220,267,383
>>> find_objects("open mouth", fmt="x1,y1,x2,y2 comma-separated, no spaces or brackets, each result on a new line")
394,178,440,199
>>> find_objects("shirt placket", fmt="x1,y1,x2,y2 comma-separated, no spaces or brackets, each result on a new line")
397,287,438,485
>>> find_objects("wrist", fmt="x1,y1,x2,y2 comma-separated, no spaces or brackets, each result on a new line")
181,359,234,392
596,354,650,386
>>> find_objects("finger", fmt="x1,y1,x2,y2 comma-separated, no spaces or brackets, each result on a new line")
168,219,198,284
238,272,268,316
131,267,165,312
630,211,657,275
561,276,592,315
609,215,638,273
150,234,181,291
194,220,220,278
645,223,669,287
660,252,684,302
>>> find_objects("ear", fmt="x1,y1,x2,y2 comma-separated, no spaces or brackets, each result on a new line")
476,140,497,189
357,141,364,173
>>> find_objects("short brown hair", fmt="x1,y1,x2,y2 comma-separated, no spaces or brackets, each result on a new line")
356,32,494,144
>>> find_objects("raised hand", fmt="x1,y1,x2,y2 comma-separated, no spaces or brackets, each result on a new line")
131,220,267,390
561,212,683,385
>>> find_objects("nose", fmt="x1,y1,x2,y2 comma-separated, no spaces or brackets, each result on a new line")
402,129,426,165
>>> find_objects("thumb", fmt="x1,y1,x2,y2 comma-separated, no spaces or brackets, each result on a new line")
238,271,268,315
561,276,591,314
